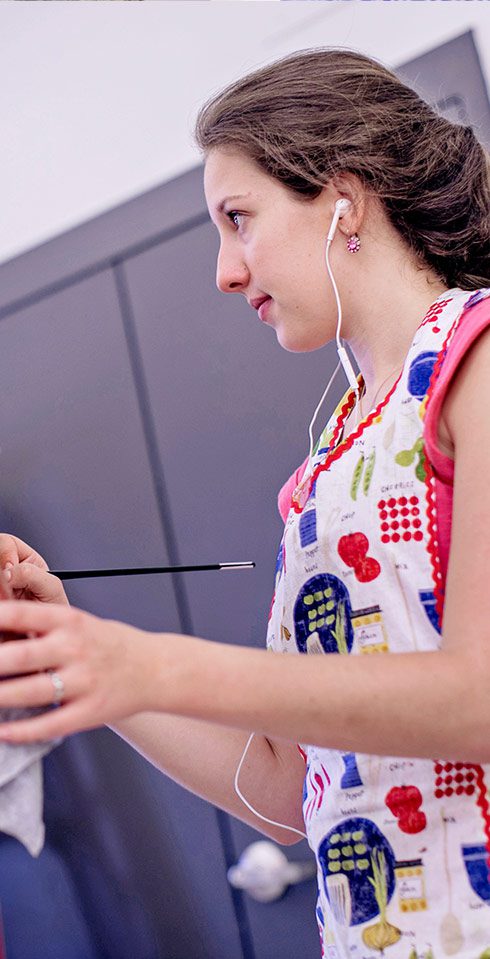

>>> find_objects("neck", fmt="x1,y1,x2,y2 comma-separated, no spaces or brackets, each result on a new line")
332,203,452,404
343,277,450,408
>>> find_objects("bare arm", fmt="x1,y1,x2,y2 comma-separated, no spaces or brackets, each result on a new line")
134,329,490,763
0,538,308,843
2,330,490,764
108,714,307,845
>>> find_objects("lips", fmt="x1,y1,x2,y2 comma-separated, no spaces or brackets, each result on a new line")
250,295,272,323
250,295,271,311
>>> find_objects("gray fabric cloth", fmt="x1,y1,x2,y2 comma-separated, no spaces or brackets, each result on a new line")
0,708,61,857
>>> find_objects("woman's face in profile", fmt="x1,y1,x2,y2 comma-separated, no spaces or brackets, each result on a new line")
204,147,343,353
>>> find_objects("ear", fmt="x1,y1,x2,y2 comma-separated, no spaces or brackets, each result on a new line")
329,173,366,235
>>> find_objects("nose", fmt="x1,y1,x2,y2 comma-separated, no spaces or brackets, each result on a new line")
216,245,250,294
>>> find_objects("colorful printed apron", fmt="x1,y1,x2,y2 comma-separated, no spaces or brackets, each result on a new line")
266,288,490,957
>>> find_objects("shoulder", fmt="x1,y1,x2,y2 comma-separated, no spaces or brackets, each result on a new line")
424,292,490,462
439,296,490,658
442,292,490,450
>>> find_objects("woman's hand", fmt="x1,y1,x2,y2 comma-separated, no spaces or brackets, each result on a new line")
5,562,70,607
0,533,69,606
0,601,159,743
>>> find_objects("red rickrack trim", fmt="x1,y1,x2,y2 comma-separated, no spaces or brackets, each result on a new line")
423,316,462,627
291,372,402,516
423,459,445,628
290,294,461,516
474,763,490,872
425,325,454,818
425,295,490,614
289,386,356,513
427,308,490,876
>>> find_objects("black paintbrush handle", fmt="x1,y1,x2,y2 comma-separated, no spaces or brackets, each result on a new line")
50,562,255,581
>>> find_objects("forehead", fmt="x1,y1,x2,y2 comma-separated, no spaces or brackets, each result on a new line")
204,148,272,213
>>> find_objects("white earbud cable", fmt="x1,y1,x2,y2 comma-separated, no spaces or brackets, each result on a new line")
307,358,341,461
234,732,308,840
232,200,359,841
325,231,360,397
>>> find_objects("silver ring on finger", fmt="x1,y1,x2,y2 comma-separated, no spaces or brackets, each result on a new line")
46,669,65,707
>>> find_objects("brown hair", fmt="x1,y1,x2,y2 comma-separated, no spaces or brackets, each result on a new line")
195,48,490,290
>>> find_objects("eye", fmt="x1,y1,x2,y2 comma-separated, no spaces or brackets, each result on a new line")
226,210,244,229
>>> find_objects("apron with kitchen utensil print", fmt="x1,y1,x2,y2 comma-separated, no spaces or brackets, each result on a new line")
267,288,490,958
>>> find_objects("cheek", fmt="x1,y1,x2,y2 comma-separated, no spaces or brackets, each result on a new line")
293,242,329,293
276,250,324,299
259,222,330,308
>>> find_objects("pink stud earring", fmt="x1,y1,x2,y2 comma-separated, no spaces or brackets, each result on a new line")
347,233,361,253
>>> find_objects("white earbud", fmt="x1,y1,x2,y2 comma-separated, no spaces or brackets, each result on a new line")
323,198,360,399
326,198,352,243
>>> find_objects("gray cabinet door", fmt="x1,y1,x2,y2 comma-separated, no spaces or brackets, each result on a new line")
0,270,245,959
124,222,337,957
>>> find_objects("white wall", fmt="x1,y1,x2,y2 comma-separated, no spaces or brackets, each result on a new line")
1,0,488,265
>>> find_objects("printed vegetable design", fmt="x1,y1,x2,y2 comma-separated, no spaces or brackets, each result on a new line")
326,873,351,954
299,496,317,548
440,912,464,954
351,454,364,500
383,420,395,451
274,540,285,586
363,451,376,495
304,762,331,822
419,589,441,635
407,351,438,399
351,605,389,654
395,436,427,482
394,859,427,912
319,817,396,926
440,807,464,952
338,532,381,583
464,289,490,311
317,905,341,954
332,601,349,654
434,761,476,799
385,785,427,834
350,450,376,500
294,574,354,655
462,844,490,902
340,753,363,789
314,426,336,459
378,495,423,545
362,849,401,952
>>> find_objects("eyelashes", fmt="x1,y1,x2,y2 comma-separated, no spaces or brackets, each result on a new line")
226,210,244,229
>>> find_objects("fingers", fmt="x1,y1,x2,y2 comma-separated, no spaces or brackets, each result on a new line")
0,600,76,636
0,567,13,602
0,631,64,677
0,669,69,710
0,700,89,744
6,562,69,606
0,534,49,572
0,534,21,571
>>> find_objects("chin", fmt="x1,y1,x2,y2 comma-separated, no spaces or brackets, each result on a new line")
275,327,331,354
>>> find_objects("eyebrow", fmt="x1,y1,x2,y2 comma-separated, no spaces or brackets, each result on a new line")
217,193,251,213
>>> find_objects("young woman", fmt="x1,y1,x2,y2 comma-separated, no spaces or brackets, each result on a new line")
0,49,489,956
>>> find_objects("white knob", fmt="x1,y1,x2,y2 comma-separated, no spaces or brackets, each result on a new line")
227,841,316,903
